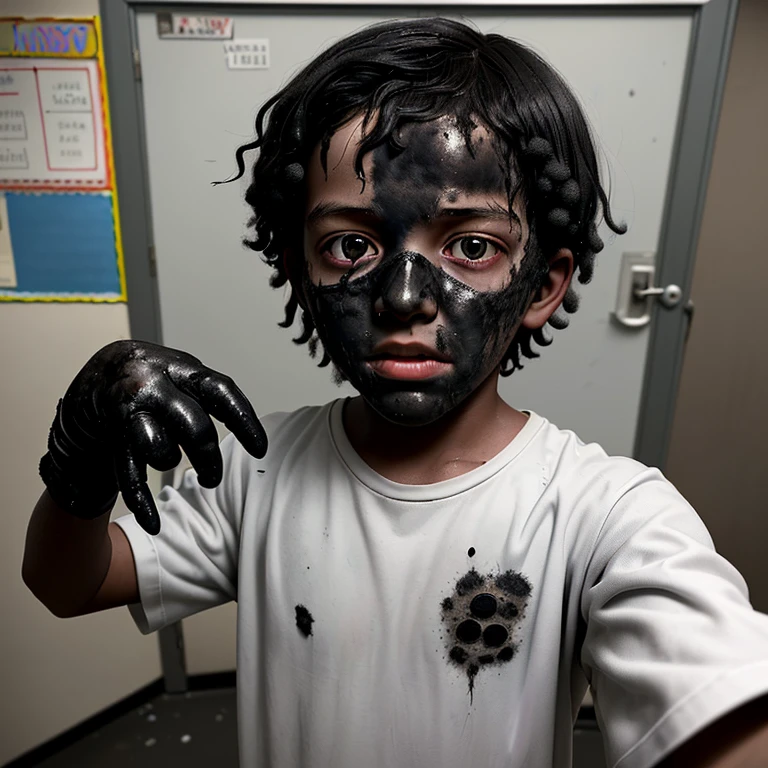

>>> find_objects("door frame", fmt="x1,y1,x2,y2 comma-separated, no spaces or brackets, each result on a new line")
99,0,739,692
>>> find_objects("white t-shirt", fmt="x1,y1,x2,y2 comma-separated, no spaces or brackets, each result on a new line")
116,400,768,768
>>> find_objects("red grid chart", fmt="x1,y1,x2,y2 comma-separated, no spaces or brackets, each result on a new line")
0,59,108,190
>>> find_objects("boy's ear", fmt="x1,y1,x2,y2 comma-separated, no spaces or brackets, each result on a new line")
283,248,308,310
520,248,574,330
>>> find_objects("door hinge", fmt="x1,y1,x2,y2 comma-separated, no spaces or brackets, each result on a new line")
148,244,157,277
133,47,142,81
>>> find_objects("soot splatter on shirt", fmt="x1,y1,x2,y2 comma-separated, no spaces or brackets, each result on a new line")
295,604,314,637
455,568,484,596
441,568,532,703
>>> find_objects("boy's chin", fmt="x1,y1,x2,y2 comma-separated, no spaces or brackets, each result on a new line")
361,390,460,428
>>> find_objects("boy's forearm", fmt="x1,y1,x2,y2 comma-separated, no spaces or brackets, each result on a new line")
22,490,114,618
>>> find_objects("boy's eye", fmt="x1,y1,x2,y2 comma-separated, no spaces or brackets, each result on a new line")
325,234,377,263
446,236,499,262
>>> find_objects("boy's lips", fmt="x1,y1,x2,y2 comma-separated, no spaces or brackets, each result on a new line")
367,342,453,380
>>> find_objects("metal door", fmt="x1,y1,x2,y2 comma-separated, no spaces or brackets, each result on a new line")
100,0,737,684
134,7,689,457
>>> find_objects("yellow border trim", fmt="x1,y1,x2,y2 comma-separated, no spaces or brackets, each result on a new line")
0,295,124,303
95,15,127,302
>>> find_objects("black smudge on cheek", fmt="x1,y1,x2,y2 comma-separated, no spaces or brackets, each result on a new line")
435,326,449,355
304,267,377,382
295,604,314,637
305,249,538,427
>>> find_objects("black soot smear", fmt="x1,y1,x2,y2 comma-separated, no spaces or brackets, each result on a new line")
441,568,532,703
295,604,314,637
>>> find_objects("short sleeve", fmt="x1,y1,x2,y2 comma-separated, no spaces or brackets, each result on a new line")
115,432,249,635
580,468,768,768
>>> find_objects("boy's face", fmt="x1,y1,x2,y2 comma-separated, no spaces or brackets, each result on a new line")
300,115,541,426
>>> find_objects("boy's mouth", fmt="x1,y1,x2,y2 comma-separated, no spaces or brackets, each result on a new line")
367,343,452,380
369,342,450,360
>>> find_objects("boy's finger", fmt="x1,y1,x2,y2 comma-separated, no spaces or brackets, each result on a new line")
192,373,268,459
130,411,183,472
147,386,224,488
130,486,162,536
113,446,161,535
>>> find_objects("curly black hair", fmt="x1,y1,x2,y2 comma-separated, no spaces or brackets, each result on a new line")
226,17,625,375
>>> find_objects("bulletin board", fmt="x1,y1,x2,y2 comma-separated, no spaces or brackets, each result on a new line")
0,17,126,302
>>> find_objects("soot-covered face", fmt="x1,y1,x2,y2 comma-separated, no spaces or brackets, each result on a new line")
302,116,540,426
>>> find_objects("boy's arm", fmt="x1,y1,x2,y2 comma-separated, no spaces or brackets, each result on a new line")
579,468,768,768
24,340,267,620
22,490,138,618
656,693,768,767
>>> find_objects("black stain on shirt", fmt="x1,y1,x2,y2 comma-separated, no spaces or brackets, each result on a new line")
498,602,519,620
441,568,533,702
295,604,314,637
467,663,479,703
456,568,484,596
469,593,496,619
495,570,532,598
449,646,468,664
497,646,515,662
482,624,508,647
456,619,482,644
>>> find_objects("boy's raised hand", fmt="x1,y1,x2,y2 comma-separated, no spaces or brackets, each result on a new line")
39,340,267,536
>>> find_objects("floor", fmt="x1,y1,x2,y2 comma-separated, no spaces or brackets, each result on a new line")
32,688,607,767
35,689,238,768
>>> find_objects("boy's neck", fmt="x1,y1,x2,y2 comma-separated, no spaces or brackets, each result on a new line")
342,372,528,485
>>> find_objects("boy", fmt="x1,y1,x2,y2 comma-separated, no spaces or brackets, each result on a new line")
23,18,768,768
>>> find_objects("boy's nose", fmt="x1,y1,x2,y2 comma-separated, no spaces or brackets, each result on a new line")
373,252,439,323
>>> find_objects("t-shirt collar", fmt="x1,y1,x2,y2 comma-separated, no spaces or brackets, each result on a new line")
328,398,544,501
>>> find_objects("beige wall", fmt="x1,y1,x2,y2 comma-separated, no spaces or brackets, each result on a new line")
1,304,162,764
666,0,768,612
0,2,161,764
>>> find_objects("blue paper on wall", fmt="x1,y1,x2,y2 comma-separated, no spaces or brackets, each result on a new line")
0,192,122,299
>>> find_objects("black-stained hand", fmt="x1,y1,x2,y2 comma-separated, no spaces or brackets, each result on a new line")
39,340,267,535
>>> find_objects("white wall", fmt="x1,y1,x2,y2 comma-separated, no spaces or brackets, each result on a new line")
0,2,161,763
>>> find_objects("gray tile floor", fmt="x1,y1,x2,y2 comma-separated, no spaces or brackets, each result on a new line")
32,688,606,768
36,690,238,768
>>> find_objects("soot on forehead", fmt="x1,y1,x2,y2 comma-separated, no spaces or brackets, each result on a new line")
370,119,508,244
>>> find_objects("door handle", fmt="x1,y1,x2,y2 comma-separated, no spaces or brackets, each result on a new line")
613,251,683,328
634,283,683,307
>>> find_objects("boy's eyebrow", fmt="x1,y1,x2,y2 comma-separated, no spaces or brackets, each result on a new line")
306,203,382,227
436,207,512,221
436,206,523,233
307,202,520,229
